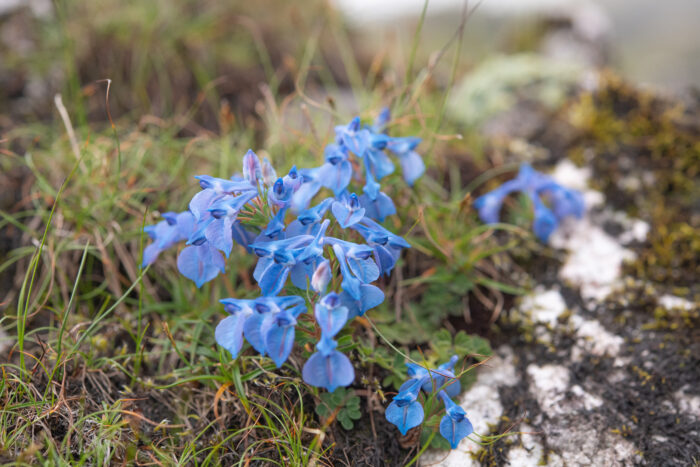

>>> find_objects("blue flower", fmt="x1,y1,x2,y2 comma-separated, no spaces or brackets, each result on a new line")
386,137,424,186
203,191,258,257
335,117,371,157
215,298,257,359
142,211,194,266
217,295,305,364
144,114,423,398
406,355,461,398
177,243,226,287
351,218,410,276
385,399,424,436
331,193,365,228
386,355,471,447
531,193,559,242
359,192,396,222
473,164,584,242
318,145,352,196
438,390,473,449
302,349,355,393
251,235,314,296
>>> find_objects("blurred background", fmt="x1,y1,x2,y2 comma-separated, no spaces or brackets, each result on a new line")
1,0,698,133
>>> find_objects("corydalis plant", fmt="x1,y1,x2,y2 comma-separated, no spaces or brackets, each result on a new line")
142,109,422,393
386,356,474,449
474,164,584,242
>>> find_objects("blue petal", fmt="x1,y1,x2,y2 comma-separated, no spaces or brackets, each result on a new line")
204,216,234,257
316,335,338,356
372,107,391,133
263,206,288,238
231,221,257,252
142,243,163,267
367,148,395,180
473,191,506,224
189,189,219,221
439,414,473,449
398,150,425,186
385,400,424,436
406,363,429,379
339,284,384,319
386,136,421,154
257,261,291,296
215,314,247,359
319,161,352,196
394,377,424,405
176,244,225,288
331,200,365,229
297,197,334,226
302,350,355,392
290,261,314,290
531,196,559,243
291,181,322,212
174,212,196,240
359,192,396,222
363,161,381,201
265,323,296,368
314,300,348,337
546,186,585,220
373,245,400,276
347,256,380,284
243,312,270,355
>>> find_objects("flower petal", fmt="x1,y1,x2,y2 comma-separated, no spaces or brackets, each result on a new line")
302,350,355,392
385,400,424,436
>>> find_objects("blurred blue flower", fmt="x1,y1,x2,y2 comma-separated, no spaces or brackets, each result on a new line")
474,164,584,242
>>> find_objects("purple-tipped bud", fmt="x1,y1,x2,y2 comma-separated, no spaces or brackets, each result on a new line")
242,149,262,184
261,157,277,187
311,260,332,294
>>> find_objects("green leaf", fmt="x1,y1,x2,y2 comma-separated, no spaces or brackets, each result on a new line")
454,331,492,361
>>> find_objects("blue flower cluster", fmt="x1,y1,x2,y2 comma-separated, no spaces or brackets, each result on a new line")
142,109,422,393
385,356,473,448
473,164,584,242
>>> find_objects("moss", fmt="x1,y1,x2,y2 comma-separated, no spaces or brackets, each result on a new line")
550,73,700,299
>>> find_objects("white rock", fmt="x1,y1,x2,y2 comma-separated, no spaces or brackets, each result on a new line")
527,364,570,416
569,384,604,410
520,288,567,327
550,218,635,302
506,423,545,466
572,317,624,358
658,294,695,311
674,386,700,414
